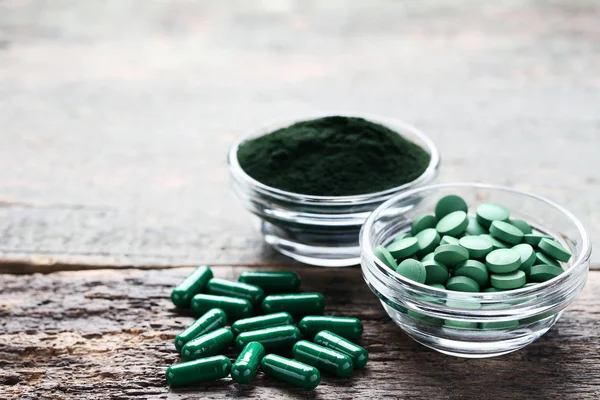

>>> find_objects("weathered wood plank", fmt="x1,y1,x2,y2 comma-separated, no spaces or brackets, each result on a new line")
1,266,599,399
0,0,599,270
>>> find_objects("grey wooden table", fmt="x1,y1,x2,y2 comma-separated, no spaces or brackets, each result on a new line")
1,1,599,399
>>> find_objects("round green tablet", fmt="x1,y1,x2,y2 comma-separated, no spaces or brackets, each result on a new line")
490,270,526,290
513,243,536,276
523,282,538,288
436,211,469,237
434,244,469,267
466,216,487,236
509,219,532,235
538,238,572,262
387,237,419,260
458,236,494,259
428,283,445,290
454,259,488,287
476,202,510,228
444,320,478,329
523,233,552,247
446,276,480,292
529,264,564,282
440,235,460,246
423,260,449,285
480,320,519,330
392,233,412,242
396,259,427,284
435,195,468,219
421,253,435,262
411,215,438,236
480,234,508,249
415,228,441,257
485,249,521,273
534,251,560,268
489,220,524,245
374,246,397,270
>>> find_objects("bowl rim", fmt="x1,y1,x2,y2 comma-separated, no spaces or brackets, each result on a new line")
227,111,441,205
360,182,592,300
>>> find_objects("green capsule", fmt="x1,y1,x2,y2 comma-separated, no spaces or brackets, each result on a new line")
261,354,320,390
191,294,252,319
231,342,265,384
174,308,227,352
298,316,363,341
235,324,302,352
262,293,324,316
314,330,368,368
238,271,301,294
231,312,294,336
166,355,231,387
206,278,265,305
181,327,233,361
293,340,353,378
171,266,213,308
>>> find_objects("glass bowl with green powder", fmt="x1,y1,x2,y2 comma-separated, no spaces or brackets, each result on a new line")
228,113,440,267
360,183,591,358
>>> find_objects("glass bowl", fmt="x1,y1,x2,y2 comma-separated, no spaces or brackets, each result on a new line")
228,112,440,267
360,183,592,358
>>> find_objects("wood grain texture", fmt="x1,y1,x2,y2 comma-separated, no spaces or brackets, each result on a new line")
1,266,600,400
0,0,599,270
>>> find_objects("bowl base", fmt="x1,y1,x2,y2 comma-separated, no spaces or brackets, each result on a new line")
261,221,360,267
382,302,559,358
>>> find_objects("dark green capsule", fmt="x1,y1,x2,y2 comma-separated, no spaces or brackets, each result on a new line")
206,278,265,305
261,354,320,390
314,330,368,368
231,342,265,384
238,270,301,294
174,308,227,352
293,340,353,377
166,355,231,387
298,316,363,340
171,266,213,308
235,324,302,352
231,312,294,336
191,294,253,319
181,327,234,361
262,293,324,316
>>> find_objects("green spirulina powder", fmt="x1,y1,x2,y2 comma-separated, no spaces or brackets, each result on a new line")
237,116,431,196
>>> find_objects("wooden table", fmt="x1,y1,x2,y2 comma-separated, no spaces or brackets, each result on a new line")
1,1,599,399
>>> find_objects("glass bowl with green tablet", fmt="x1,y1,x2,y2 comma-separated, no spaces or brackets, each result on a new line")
228,113,440,267
360,182,591,357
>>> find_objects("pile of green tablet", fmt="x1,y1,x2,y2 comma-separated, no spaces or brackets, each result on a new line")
166,267,368,390
374,194,572,292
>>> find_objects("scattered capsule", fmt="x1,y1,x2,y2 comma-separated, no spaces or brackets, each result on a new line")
166,355,231,387
298,316,363,341
314,330,368,368
293,340,353,378
235,324,302,352
191,294,253,319
231,312,294,336
238,270,301,294
174,308,227,352
171,266,213,308
181,327,233,361
261,354,320,390
262,293,324,316
206,278,265,305
231,342,265,384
